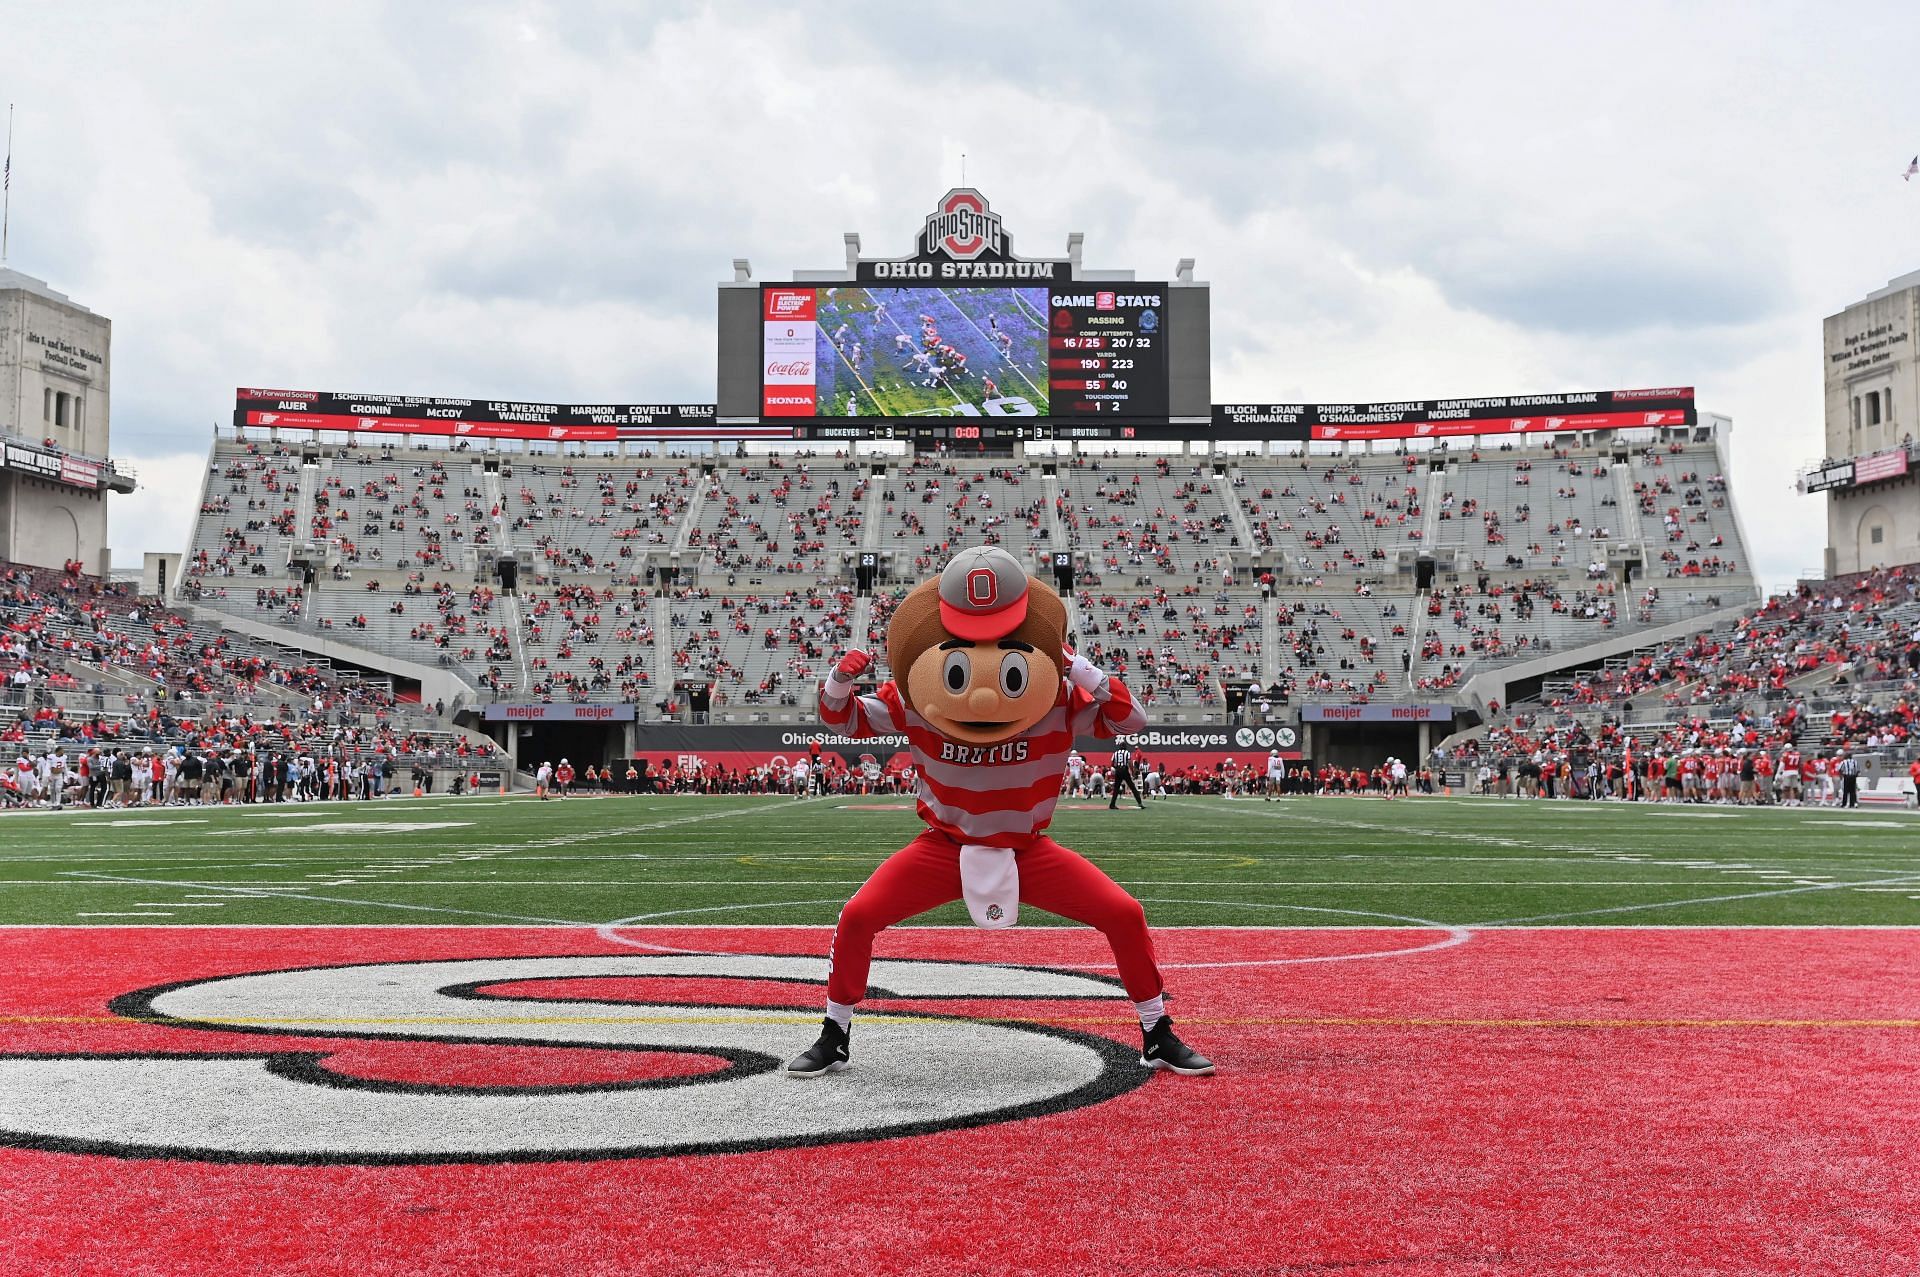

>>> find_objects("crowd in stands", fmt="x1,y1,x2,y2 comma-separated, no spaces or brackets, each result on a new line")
1236,454,1423,575
669,584,855,708
1538,565,1920,713
691,460,865,578
3,561,505,804
1062,454,1236,584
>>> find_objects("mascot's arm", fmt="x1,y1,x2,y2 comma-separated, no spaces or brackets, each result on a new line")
819,649,902,737
1064,647,1147,738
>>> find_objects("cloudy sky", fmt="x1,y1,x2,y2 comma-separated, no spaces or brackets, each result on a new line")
6,1,1918,589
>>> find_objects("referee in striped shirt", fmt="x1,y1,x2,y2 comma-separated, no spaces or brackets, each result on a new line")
1108,745,1145,810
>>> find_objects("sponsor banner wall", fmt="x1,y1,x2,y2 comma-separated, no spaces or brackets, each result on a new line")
761,290,818,417
1804,461,1857,493
233,391,773,440
1853,449,1910,484
1,441,106,490
625,724,1300,776
1302,704,1455,723
1211,387,1696,442
484,703,636,723
3,443,62,479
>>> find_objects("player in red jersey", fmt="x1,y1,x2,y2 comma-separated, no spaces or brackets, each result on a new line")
1753,749,1775,805
1780,747,1802,804
787,546,1213,1078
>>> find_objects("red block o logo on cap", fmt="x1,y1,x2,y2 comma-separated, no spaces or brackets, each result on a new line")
966,568,997,607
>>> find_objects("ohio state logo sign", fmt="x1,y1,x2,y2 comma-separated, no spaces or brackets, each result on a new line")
920,189,1004,261
0,954,1143,1164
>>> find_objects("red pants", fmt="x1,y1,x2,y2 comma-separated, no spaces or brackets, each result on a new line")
827,827,1163,1004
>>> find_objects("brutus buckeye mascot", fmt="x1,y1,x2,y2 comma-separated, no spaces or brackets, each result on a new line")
788,546,1214,1077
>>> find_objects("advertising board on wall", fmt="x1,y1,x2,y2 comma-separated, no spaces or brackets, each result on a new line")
0,441,105,491
626,723,1301,777
233,390,761,441
483,703,638,722
1211,388,1696,442
1301,704,1455,723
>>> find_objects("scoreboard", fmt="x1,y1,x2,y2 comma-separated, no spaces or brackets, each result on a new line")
1045,287,1168,418
760,284,1170,423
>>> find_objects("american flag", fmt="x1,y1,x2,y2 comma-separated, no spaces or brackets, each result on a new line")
1907,155,1919,182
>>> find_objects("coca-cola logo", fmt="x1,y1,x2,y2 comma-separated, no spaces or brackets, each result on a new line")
766,361,811,377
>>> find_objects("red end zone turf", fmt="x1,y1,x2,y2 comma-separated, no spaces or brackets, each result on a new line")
2,925,1918,1276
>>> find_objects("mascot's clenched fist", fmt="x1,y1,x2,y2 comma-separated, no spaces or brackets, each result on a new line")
787,545,1214,1078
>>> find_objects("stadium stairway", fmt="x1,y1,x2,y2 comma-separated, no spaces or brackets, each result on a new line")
1220,467,1257,562
1612,463,1644,541
1422,467,1446,545
1042,470,1067,545
1260,590,1281,687
860,472,886,553
651,594,674,700
673,472,710,558
483,470,509,555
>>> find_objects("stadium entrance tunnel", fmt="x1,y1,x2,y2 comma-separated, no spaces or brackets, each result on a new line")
1311,723,1423,772
514,722,626,776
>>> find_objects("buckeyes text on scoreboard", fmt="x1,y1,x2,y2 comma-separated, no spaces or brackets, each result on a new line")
232,389,773,440
1211,387,1696,442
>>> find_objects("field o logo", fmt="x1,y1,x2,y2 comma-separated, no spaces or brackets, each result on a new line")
0,955,1142,1164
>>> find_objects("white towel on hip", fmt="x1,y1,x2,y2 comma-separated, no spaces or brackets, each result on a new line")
958,843,1019,929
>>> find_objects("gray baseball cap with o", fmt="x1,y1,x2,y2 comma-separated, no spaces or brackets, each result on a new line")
938,545,1030,641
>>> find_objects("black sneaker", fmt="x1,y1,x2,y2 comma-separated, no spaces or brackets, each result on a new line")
1141,1014,1215,1075
787,1016,851,1077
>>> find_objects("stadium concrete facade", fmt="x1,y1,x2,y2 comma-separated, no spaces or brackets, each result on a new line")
1818,269,1920,577
0,267,134,573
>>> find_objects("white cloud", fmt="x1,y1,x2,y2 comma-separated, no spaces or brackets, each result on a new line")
109,451,213,569
4,0,1917,589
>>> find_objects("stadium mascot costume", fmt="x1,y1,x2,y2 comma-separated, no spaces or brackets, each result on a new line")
787,545,1214,1077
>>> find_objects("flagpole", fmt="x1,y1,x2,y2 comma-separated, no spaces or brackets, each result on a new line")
2,102,12,264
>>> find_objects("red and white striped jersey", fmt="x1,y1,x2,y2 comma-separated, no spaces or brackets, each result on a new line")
821,675,1145,849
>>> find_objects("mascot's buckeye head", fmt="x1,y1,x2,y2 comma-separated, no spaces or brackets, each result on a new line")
888,545,1068,746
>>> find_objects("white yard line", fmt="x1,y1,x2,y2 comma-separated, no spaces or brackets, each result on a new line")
1472,872,1920,927
57,871,588,926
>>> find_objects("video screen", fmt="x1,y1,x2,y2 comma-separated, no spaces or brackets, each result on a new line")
762,286,1050,418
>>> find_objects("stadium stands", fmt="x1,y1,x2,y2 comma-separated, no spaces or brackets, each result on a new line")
1059,454,1237,583
154,428,1822,744
688,459,865,578
3,560,506,801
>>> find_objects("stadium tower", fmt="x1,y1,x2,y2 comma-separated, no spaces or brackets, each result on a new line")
1810,270,1920,575
0,267,135,572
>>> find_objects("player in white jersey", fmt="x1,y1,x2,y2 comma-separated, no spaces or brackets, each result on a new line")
790,756,811,798
1066,749,1087,797
1265,749,1285,800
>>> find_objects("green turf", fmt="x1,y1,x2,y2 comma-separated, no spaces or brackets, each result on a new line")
3,794,1919,928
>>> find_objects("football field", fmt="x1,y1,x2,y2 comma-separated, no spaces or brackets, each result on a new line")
5,794,1920,1275
4,791,1919,928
